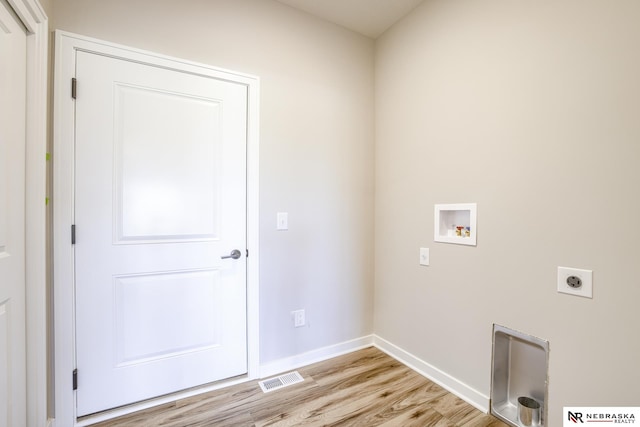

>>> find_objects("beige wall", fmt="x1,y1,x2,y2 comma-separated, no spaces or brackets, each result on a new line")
375,0,640,423
38,0,51,18
51,0,375,363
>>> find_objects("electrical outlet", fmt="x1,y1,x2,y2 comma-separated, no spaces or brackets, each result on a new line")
558,266,593,298
292,309,305,327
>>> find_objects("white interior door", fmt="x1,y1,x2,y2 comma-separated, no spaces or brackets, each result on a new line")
74,50,248,416
0,0,27,425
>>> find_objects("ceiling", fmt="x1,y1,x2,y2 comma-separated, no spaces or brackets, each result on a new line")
274,0,426,39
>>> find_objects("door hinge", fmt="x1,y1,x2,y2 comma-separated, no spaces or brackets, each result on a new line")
72,369,78,390
71,224,76,244
71,78,77,99
246,249,249,258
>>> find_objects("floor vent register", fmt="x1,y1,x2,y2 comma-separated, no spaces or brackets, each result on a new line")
258,371,304,393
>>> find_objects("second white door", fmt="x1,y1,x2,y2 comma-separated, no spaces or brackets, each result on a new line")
74,50,248,416
0,0,27,424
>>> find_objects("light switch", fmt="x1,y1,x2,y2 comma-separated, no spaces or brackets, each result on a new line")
420,248,430,266
277,212,288,230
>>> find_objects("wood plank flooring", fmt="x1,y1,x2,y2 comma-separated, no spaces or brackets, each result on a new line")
90,347,509,427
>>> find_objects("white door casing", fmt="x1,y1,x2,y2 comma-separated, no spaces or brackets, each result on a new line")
54,31,260,425
0,1,27,424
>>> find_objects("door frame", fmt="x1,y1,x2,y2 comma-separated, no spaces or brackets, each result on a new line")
5,0,49,426
52,31,260,426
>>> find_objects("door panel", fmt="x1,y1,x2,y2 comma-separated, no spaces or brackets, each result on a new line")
74,51,248,416
114,270,221,366
0,0,27,424
114,84,222,242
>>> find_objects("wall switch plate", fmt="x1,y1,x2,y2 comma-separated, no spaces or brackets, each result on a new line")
419,248,430,266
292,309,305,327
277,212,288,230
558,266,593,298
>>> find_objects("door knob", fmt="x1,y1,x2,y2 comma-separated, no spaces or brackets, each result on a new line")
221,249,242,260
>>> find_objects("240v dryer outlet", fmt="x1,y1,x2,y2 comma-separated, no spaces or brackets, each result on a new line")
557,266,593,298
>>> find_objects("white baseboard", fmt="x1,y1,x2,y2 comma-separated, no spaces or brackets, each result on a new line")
259,335,375,378
372,335,490,413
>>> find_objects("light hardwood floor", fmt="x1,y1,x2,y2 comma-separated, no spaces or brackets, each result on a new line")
89,347,508,427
